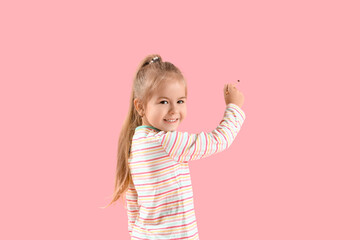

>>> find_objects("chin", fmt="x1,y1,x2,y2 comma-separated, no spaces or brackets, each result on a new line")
162,126,178,132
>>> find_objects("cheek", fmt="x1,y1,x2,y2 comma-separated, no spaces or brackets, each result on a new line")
182,108,187,118
154,108,164,118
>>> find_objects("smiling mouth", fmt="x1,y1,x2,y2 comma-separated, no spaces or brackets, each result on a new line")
164,118,178,123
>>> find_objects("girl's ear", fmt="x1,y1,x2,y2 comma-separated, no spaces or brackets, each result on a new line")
134,98,144,117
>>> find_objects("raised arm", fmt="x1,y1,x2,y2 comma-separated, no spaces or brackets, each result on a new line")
156,103,245,163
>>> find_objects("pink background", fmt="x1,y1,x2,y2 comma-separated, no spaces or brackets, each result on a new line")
1,0,359,239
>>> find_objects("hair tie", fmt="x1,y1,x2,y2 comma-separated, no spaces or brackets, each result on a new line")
150,56,160,64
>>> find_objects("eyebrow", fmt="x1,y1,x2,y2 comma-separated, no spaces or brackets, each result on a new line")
157,96,187,100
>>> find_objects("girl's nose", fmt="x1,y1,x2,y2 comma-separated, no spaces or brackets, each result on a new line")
169,103,178,114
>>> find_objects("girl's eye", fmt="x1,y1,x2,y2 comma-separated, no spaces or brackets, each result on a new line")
178,100,185,104
160,101,168,104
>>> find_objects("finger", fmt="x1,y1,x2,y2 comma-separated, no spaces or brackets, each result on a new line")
229,83,236,89
224,84,230,95
233,84,238,89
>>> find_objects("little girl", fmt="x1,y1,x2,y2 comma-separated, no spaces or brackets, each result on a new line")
107,54,246,239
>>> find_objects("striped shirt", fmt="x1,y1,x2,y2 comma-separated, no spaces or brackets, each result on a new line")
126,103,246,239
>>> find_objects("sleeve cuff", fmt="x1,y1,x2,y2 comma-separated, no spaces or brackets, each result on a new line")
226,103,246,119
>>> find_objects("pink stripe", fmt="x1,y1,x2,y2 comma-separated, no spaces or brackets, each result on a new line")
217,128,228,149
132,163,177,175
214,133,219,154
127,210,138,213
161,134,165,145
200,133,208,158
139,208,194,221
228,105,241,115
131,155,166,164
143,201,194,216
132,145,159,153
141,196,193,209
174,132,184,159
229,106,245,121
140,188,194,205
141,184,192,198
133,169,180,180
136,173,189,186
188,136,197,161
132,236,150,240
155,224,198,237
136,175,177,186
168,132,178,155
148,219,197,230
162,133,170,150
178,135,189,160
132,159,175,170
223,124,235,139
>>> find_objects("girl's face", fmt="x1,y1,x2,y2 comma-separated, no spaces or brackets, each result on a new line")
143,78,187,132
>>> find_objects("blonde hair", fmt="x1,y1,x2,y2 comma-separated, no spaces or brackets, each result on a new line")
103,54,187,208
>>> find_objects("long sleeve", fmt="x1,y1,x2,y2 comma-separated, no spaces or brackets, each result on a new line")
125,184,139,236
156,103,245,163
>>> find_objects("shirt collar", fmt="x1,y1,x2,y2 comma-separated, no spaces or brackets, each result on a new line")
135,125,161,132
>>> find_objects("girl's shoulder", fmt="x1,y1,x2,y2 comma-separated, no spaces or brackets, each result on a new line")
133,125,166,142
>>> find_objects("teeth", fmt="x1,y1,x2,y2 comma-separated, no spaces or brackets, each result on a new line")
165,119,177,122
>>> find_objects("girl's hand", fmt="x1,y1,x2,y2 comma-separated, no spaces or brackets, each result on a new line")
224,82,245,108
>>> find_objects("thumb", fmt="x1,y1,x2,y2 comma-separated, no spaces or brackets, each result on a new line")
224,84,230,94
